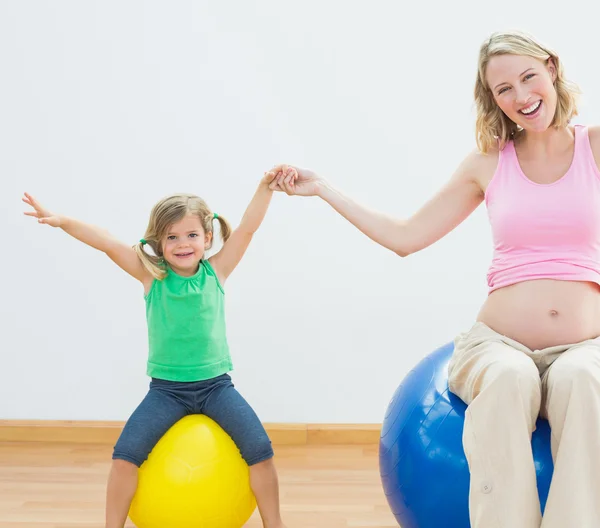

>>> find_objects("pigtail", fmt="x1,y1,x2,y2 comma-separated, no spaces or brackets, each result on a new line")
134,239,167,280
211,213,232,244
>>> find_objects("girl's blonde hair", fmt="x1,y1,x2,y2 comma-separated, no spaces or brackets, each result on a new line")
474,30,581,154
134,193,232,280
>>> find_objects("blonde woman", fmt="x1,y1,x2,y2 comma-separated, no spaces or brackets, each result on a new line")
272,30,600,528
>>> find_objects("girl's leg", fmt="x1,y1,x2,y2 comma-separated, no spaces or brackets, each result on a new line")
202,375,285,528
106,459,139,528
248,458,284,528
107,380,190,528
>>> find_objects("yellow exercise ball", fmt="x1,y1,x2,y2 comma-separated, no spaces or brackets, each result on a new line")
129,414,257,528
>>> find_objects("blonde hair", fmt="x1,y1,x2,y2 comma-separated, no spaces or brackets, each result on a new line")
474,30,581,153
134,193,232,280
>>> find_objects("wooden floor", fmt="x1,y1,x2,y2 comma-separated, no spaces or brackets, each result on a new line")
0,441,398,528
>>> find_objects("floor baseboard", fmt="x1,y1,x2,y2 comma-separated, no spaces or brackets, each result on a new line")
0,420,381,445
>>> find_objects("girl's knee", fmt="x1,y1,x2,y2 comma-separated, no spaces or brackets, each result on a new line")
242,436,274,466
112,440,147,468
111,457,140,472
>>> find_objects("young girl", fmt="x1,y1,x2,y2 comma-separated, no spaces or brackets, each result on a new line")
23,171,290,528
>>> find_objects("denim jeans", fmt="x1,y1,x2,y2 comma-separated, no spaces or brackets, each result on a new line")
112,373,273,467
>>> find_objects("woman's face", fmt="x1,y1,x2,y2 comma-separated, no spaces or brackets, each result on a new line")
486,53,557,134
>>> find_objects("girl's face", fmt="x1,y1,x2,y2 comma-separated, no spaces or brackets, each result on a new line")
162,213,211,276
486,53,557,134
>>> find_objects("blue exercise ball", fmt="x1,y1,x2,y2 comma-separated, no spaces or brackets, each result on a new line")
379,341,553,528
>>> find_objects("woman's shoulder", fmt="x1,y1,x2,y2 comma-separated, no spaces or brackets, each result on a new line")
433,147,501,199
470,145,501,163
587,125,600,147
585,125,600,168
463,148,500,178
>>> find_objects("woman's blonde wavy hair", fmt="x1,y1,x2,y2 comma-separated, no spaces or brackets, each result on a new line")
475,30,581,154
134,193,232,280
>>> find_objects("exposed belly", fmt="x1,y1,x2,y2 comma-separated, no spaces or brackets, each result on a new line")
477,280,600,350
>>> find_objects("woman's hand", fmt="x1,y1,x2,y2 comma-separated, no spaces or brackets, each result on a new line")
268,164,324,197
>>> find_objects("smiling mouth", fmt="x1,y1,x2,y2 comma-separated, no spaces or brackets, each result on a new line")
520,100,542,117
175,252,194,258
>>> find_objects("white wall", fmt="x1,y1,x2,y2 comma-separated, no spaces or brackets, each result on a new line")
2,0,599,423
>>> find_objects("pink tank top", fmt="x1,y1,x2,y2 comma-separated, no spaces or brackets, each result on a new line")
485,125,600,293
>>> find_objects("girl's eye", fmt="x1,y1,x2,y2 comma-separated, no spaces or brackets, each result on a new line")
189,233,198,238
167,235,176,240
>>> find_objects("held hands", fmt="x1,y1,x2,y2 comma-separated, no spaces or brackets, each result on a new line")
22,193,62,227
263,164,324,197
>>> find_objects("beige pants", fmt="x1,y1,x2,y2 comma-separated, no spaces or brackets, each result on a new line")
448,322,600,528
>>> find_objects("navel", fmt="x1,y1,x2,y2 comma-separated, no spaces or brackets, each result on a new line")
549,309,559,317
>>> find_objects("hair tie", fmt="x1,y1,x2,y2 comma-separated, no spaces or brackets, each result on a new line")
140,238,147,245
213,213,219,219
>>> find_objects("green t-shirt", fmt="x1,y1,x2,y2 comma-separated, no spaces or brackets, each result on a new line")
144,260,232,381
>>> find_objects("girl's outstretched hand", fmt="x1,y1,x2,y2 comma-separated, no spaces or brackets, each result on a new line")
261,169,283,187
268,165,323,197
23,193,62,227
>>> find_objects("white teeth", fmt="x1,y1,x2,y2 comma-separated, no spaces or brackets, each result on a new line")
521,101,541,115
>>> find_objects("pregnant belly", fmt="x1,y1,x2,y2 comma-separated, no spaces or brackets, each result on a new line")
476,280,600,350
